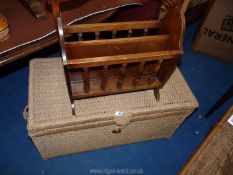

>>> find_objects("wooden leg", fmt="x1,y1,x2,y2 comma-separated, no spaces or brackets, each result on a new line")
154,88,160,102
71,100,75,115
63,66,76,115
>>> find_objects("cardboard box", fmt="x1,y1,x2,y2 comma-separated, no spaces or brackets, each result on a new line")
193,0,233,63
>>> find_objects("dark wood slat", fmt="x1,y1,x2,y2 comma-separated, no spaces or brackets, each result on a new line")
68,50,180,68
82,68,90,93
117,64,127,89
69,63,163,82
147,60,163,85
143,28,148,36
66,35,170,47
128,29,133,37
112,30,117,38
95,32,100,40
132,62,145,86
66,35,172,59
78,33,83,41
71,75,162,99
100,65,108,90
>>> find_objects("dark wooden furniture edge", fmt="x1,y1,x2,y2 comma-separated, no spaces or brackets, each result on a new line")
0,10,116,66
179,104,233,175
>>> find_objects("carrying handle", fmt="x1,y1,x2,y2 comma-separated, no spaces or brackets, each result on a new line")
23,105,29,122
112,111,132,134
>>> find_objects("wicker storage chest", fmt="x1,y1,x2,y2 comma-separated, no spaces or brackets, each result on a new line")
27,58,198,159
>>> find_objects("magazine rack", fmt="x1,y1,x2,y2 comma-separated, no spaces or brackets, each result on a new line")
49,0,189,115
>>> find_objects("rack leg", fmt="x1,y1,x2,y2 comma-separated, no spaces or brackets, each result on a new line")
63,65,76,116
154,88,160,102
71,100,75,115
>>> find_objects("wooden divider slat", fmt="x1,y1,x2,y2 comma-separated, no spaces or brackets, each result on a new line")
117,64,127,89
64,20,161,34
132,62,145,86
66,35,171,60
82,68,90,93
68,50,180,68
147,60,163,85
101,66,108,90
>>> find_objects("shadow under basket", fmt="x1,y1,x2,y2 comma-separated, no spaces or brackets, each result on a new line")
48,0,190,114
26,58,198,159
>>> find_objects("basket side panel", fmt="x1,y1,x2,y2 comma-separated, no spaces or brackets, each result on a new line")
31,110,193,159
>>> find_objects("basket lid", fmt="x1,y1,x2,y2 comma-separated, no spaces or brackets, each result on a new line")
27,58,198,134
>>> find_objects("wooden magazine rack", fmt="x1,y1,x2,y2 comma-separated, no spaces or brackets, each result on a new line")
49,0,189,115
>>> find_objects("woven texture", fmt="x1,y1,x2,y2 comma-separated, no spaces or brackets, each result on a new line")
180,105,233,175
27,58,198,159
28,58,197,131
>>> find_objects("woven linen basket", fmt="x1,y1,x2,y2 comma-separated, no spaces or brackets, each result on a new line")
26,58,198,159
